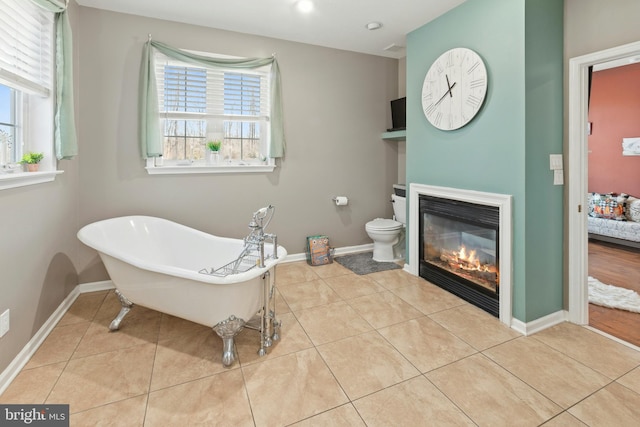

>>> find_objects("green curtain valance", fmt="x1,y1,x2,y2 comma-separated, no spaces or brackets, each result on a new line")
140,39,286,159
31,0,78,160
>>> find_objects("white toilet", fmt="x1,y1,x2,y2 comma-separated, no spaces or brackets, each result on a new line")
365,185,406,262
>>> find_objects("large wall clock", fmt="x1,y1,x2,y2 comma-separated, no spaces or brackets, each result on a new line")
421,47,488,131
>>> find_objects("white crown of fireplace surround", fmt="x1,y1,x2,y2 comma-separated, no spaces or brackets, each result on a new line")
405,183,513,328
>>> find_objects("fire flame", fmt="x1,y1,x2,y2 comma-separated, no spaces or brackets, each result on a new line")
453,245,490,272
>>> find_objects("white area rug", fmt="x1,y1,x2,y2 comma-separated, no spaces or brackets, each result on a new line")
588,276,640,313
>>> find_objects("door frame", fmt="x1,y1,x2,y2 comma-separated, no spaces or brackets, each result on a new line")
568,40,640,324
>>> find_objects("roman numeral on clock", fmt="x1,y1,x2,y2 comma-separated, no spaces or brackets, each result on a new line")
466,95,482,109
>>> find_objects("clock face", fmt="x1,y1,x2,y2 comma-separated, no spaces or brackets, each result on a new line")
421,47,488,131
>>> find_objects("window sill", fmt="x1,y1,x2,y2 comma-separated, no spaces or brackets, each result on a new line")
0,170,64,191
145,163,276,175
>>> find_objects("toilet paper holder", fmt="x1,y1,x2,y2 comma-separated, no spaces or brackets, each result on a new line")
332,196,349,206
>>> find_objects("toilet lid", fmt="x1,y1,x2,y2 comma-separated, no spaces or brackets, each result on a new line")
367,218,402,230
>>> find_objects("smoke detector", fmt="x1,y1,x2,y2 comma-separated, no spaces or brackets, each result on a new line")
366,22,383,31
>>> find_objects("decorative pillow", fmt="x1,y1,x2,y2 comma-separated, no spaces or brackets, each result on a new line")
589,193,628,220
626,196,640,222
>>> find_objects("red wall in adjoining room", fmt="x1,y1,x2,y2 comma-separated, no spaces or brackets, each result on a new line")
588,62,640,197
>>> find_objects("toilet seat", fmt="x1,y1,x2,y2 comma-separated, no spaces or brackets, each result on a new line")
366,218,403,231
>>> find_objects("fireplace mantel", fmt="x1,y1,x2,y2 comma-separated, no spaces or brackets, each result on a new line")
407,184,513,326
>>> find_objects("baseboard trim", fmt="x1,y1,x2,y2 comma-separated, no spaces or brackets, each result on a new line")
282,244,374,263
0,280,115,396
510,310,568,336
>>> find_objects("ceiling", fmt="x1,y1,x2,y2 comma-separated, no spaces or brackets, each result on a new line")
75,0,466,59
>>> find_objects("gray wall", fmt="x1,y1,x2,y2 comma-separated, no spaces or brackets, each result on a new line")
564,0,640,59
75,8,400,282
0,3,81,374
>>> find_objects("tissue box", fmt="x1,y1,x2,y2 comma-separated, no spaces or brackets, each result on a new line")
306,235,332,266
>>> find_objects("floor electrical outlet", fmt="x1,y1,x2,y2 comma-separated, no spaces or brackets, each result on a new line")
0,309,9,338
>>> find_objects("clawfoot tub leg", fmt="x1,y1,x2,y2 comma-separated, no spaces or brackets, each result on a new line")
109,290,133,331
213,316,246,368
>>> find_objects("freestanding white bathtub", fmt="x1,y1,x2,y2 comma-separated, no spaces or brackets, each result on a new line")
77,215,287,366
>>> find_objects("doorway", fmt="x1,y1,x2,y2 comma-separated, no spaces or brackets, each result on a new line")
568,40,640,331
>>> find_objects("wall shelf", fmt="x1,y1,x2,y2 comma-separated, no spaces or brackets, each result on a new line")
381,130,406,141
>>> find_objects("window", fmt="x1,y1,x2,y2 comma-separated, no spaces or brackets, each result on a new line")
0,84,19,166
0,0,58,189
153,52,272,170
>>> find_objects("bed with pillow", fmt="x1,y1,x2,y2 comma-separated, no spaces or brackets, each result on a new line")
587,192,640,248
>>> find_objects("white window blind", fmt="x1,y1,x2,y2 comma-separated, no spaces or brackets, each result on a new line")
154,52,270,121
0,0,54,97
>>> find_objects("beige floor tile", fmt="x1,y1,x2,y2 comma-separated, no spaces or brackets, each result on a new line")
70,394,147,427
617,366,640,394
354,376,475,426
568,382,640,425
25,322,90,369
93,290,128,321
541,412,588,426
235,311,313,366
427,354,562,426
6,288,640,427
296,301,373,345
368,268,425,291
429,304,520,350
309,261,351,279
323,274,386,300
146,369,253,427
278,279,342,312
485,337,611,408
290,404,366,426
243,347,348,427
274,287,291,314
378,316,476,373
277,261,320,286
57,291,109,326
392,281,466,314
150,328,229,391
533,322,640,379
348,291,424,329
0,362,66,404
72,305,162,359
46,343,155,413
317,330,420,400
157,313,210,342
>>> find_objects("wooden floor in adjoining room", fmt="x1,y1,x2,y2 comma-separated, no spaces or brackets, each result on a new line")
588,239,640,347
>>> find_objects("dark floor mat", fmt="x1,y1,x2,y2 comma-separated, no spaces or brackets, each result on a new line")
334,251,402,275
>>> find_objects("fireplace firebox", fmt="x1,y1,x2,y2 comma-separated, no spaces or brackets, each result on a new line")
419,195,499,317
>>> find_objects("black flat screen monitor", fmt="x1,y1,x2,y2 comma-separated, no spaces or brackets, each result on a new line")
388,97,406,132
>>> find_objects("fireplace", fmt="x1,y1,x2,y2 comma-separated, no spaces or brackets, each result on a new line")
408,184,512,324
420,195,499,316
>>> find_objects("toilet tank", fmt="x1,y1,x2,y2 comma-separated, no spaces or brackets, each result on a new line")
392,184,407,224
392,194,406,225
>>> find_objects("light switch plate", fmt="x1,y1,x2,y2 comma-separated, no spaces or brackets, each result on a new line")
550,154,563,170
554,169,564,185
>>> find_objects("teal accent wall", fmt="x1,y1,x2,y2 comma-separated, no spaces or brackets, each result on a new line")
406,0,563,322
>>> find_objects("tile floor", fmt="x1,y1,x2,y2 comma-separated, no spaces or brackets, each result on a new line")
3,260,640,426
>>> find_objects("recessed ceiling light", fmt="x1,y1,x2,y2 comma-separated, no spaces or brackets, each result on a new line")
296,0,314,14
366,22,383,31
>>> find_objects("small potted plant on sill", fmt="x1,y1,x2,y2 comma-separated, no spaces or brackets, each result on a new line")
206,140,222,165
20,152,44,172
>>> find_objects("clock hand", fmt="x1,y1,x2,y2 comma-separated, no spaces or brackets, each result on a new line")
434,82,457,107
446,75,453,97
